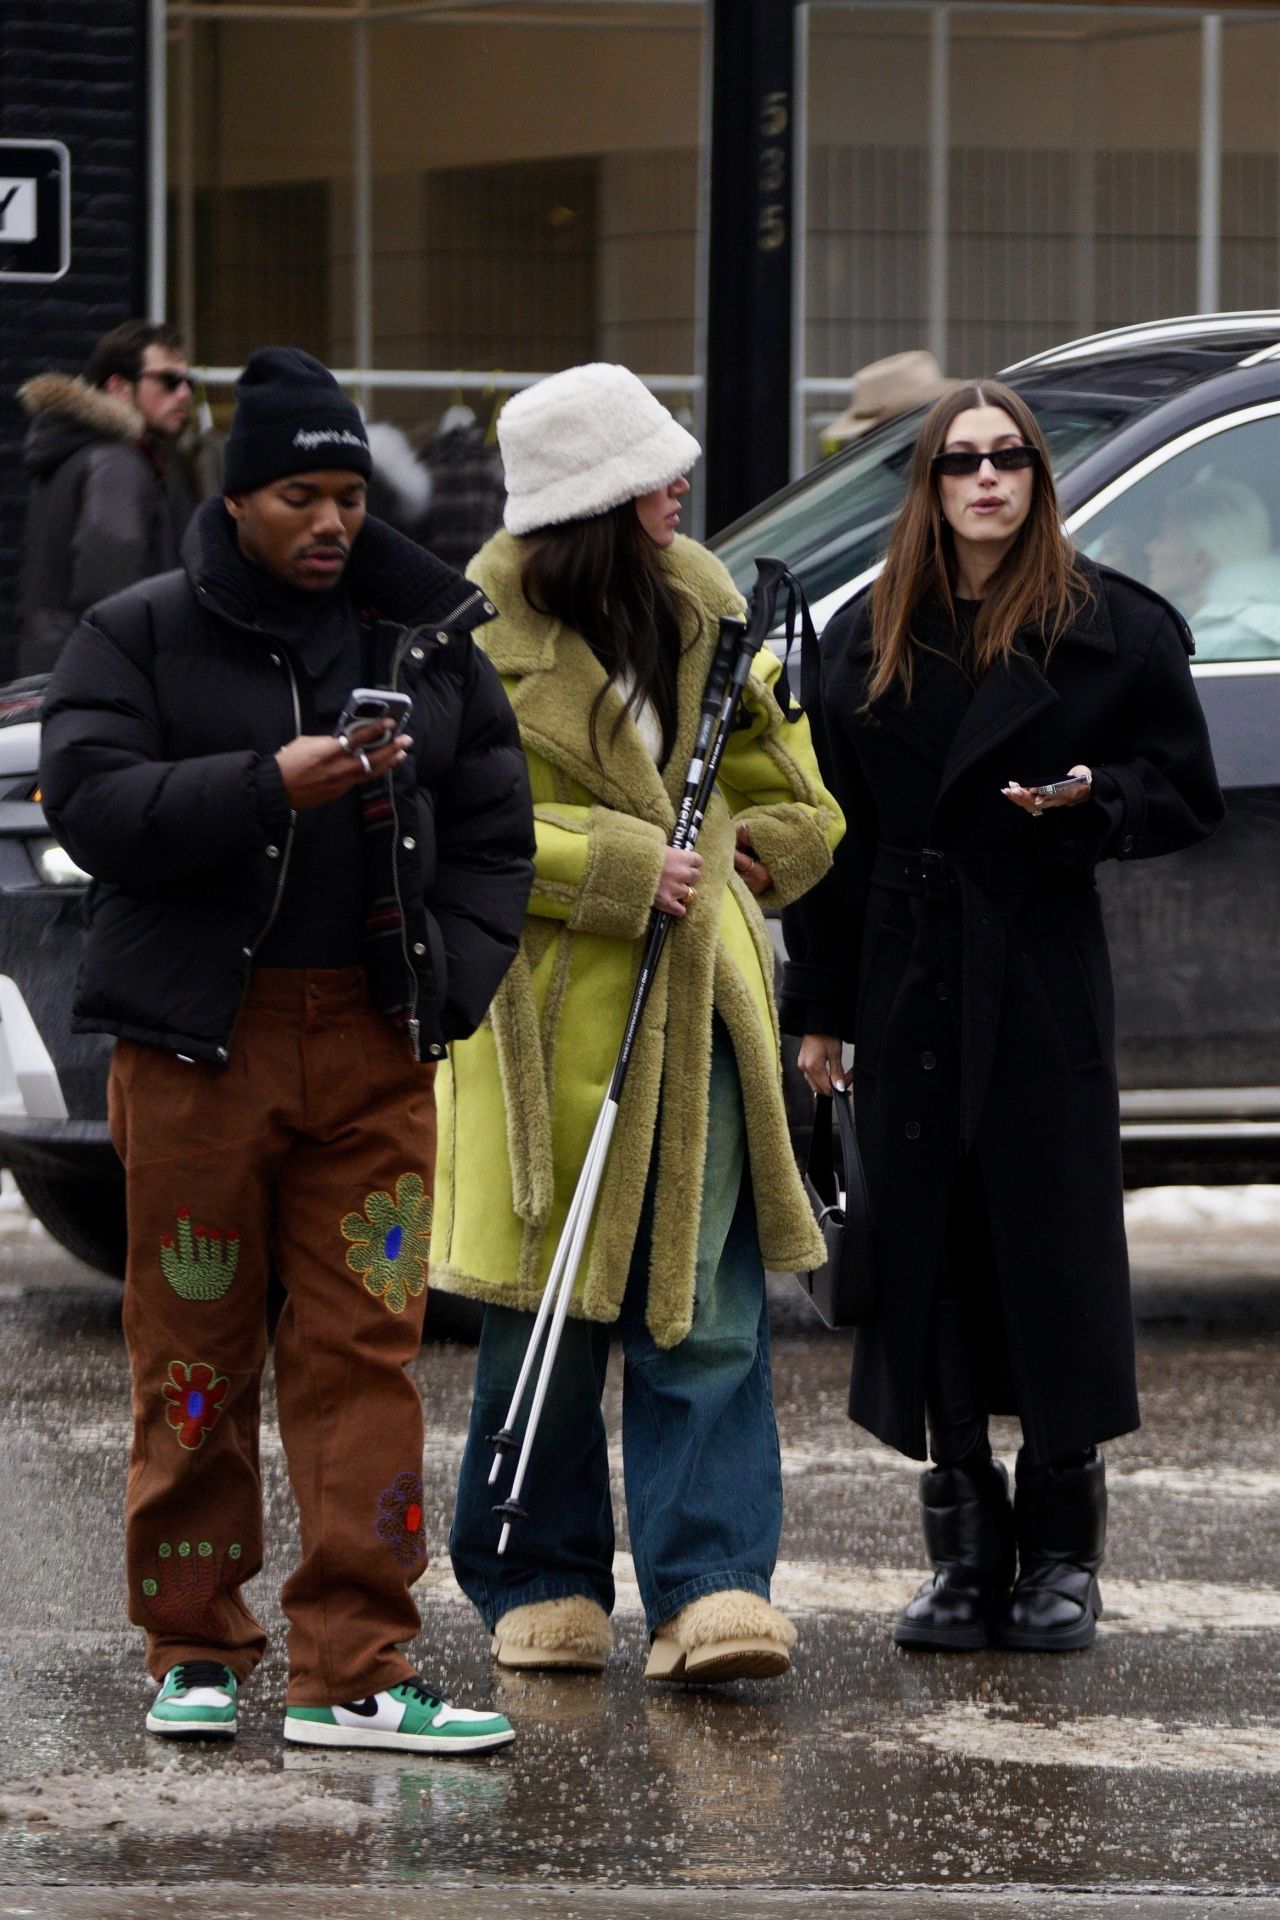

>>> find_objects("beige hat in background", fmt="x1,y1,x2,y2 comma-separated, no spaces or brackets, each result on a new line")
826,350,961,445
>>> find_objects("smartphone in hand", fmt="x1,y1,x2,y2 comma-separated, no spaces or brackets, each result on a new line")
1031,773,1091,797
334,688,413,751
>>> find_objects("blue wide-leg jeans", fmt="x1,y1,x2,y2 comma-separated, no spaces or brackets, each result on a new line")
449,1021,784,1637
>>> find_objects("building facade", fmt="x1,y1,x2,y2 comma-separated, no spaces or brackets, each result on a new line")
4,0,1280,650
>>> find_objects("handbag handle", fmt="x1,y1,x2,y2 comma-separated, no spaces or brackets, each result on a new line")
805,1086,851,1212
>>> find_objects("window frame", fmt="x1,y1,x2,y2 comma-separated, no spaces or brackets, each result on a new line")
1066,400,1280,678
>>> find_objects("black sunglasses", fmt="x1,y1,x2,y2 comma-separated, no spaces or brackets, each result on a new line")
139,370,195,393
932,444,1040,477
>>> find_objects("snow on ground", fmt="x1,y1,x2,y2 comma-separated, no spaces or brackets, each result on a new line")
1123,1183,1280,1233
0,1170,1278,1251
0,1169,50,1241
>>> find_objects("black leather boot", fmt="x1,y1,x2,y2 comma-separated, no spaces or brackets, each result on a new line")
893,1459,1016,1650
998,1447,1106,1651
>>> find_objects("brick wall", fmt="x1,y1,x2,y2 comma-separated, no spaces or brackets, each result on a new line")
0,0,149,676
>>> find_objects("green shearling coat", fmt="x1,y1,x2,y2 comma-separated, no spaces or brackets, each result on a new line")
430,531,844,1348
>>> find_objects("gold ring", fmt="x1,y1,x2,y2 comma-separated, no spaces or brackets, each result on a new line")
685,885,697,904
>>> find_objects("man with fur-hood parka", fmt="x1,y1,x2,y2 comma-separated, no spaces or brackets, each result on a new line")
17,321,195,675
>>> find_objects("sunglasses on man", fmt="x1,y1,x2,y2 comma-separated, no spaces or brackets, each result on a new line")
931,444,1040,477
138,370,195,393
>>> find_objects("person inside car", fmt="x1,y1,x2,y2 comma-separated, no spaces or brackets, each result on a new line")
784,378,1224,1655
39,347,534,1755
1144,474,1280,658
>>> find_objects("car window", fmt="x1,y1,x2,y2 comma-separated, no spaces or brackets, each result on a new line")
713,396,1127,607
1074,415,1280,662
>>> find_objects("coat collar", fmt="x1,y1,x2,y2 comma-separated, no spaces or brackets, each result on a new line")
468,530,746,827
19,372,142,444
848,560,1115,796
186,497,486,641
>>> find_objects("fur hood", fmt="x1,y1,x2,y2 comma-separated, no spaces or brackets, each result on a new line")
20,372,143,478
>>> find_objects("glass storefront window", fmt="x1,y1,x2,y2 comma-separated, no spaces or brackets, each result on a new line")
167,2,706,443
796,4,1280,476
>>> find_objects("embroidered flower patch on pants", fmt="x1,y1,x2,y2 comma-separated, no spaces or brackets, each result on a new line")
341,1172,432,1314
162,1360,229,1450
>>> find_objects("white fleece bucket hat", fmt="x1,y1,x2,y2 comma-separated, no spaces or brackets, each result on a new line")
499,363,700,535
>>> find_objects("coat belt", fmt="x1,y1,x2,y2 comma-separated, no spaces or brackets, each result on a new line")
870,843,1087,1150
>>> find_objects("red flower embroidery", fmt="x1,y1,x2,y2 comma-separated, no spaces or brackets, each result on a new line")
375,1470,426,1567
162,1360,229,1451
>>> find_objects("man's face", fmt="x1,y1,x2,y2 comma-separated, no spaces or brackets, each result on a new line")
1146,517,1211,613
225,471,368,591
127,344,194,441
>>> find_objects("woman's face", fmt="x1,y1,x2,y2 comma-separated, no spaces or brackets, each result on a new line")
635,474,691,548
935,405,1036,558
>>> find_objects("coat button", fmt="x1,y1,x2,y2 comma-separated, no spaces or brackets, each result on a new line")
242,945,252,958
269,653,282,667
216,1047,229,1062
410,646,424,662
402,835,416,850
921,1051,937,1070
934,981,948,1001
412,941,426,956
905,1120,922,1140
482,601,495,615
429,1043,445,1058
435,630,449,644
265,844,280,859
1122,832,1135,852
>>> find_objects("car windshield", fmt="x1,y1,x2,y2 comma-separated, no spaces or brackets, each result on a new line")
712,392,1132,605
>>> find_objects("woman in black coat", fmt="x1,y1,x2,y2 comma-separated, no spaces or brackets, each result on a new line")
781,379,1224,1652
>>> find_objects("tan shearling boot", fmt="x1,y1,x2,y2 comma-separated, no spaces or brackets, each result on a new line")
491,1595,612,1672
645,1589,795,1683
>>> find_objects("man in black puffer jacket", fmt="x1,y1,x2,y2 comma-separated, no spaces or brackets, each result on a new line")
40,348,534,1757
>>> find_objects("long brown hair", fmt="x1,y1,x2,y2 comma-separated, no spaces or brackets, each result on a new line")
520,500,695,764
867,379,1090,703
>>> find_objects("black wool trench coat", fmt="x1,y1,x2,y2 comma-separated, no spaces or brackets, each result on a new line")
780,561,1225,1463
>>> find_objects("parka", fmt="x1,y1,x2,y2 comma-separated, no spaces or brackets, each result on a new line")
781,560,1225,1463
40,500,534,1063
18,373,194,675
430,531,844,1349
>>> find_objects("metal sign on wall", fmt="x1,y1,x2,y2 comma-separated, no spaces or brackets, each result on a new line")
0,139,70,283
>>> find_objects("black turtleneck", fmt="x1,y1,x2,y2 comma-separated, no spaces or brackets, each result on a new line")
244,558,368,969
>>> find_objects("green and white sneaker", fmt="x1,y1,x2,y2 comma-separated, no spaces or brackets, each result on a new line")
146,1660,238,1739
283,1677,514,1755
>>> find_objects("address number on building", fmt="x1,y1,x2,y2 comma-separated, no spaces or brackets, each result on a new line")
0,140,71,284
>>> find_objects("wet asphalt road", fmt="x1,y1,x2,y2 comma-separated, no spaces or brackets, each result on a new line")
1,1200,1278,1918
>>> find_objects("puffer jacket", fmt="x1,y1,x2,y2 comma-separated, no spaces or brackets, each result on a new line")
18,373,195,675
40,500,535,1064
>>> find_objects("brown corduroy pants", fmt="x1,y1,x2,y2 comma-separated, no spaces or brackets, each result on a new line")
108,968,438,1705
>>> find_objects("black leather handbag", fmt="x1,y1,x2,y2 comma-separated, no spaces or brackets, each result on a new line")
797,1087,876,1329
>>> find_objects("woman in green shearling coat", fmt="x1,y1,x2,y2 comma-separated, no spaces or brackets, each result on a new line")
441,363,842,1684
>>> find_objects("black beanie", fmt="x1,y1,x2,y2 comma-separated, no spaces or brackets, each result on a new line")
223,347,372,494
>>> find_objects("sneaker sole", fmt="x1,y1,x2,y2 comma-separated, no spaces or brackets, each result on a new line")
145,1713,237,1739
282,1719,514,1754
